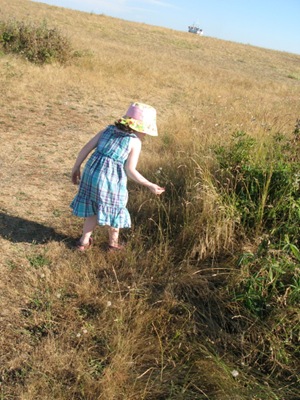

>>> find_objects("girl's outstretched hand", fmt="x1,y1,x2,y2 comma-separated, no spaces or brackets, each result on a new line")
71,166,81,185
149,183,165,195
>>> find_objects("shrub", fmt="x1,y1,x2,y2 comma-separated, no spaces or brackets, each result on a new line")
214,129,300,245
235,239,300,317
0,19,73,64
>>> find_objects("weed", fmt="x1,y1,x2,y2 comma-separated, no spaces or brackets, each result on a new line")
287,74,300,80
53,209,62,217
27,253,50,268
6,260,19,270
235,240,300,316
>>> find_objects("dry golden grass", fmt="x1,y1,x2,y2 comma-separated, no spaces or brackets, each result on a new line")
1,0,300,399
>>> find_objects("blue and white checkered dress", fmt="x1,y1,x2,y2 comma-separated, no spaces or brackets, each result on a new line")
70,125,136,228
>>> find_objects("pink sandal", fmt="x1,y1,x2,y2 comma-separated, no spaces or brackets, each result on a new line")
76,237,93,252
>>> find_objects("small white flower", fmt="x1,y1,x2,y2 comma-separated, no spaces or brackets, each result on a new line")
107,301,112,307
82,329,88,334
56,293,61,299
231,369,239,378
40,273,45,278
76,333,81,338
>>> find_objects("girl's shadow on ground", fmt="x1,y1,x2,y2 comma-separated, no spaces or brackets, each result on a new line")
0,212,71,246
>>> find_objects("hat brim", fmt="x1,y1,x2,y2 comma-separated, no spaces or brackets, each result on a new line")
117,117,158,136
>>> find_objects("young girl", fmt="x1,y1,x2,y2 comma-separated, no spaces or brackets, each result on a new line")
70,102,165,251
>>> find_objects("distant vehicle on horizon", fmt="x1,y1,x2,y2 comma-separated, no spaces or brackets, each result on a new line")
188,24,203,35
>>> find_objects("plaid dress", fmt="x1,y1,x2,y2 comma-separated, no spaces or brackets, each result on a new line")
70,125,136,228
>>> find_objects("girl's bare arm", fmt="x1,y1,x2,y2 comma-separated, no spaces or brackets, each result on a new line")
125,138,165,195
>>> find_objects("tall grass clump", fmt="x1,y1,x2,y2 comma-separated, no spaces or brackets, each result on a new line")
0,19,73,64
129,149,240,262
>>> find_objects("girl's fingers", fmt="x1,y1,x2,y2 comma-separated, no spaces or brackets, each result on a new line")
72,171,80,184
155,186,165,195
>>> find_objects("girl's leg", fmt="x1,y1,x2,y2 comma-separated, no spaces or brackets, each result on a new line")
79,215,97,245
108,226,120,247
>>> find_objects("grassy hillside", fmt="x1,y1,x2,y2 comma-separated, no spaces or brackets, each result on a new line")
0,0,300,399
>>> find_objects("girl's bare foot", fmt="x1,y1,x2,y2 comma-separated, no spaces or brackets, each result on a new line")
76,237,93,251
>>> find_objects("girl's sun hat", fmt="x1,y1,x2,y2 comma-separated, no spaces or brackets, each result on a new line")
116,102,158,136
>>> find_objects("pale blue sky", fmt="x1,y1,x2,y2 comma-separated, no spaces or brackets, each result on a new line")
31,0,300,55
